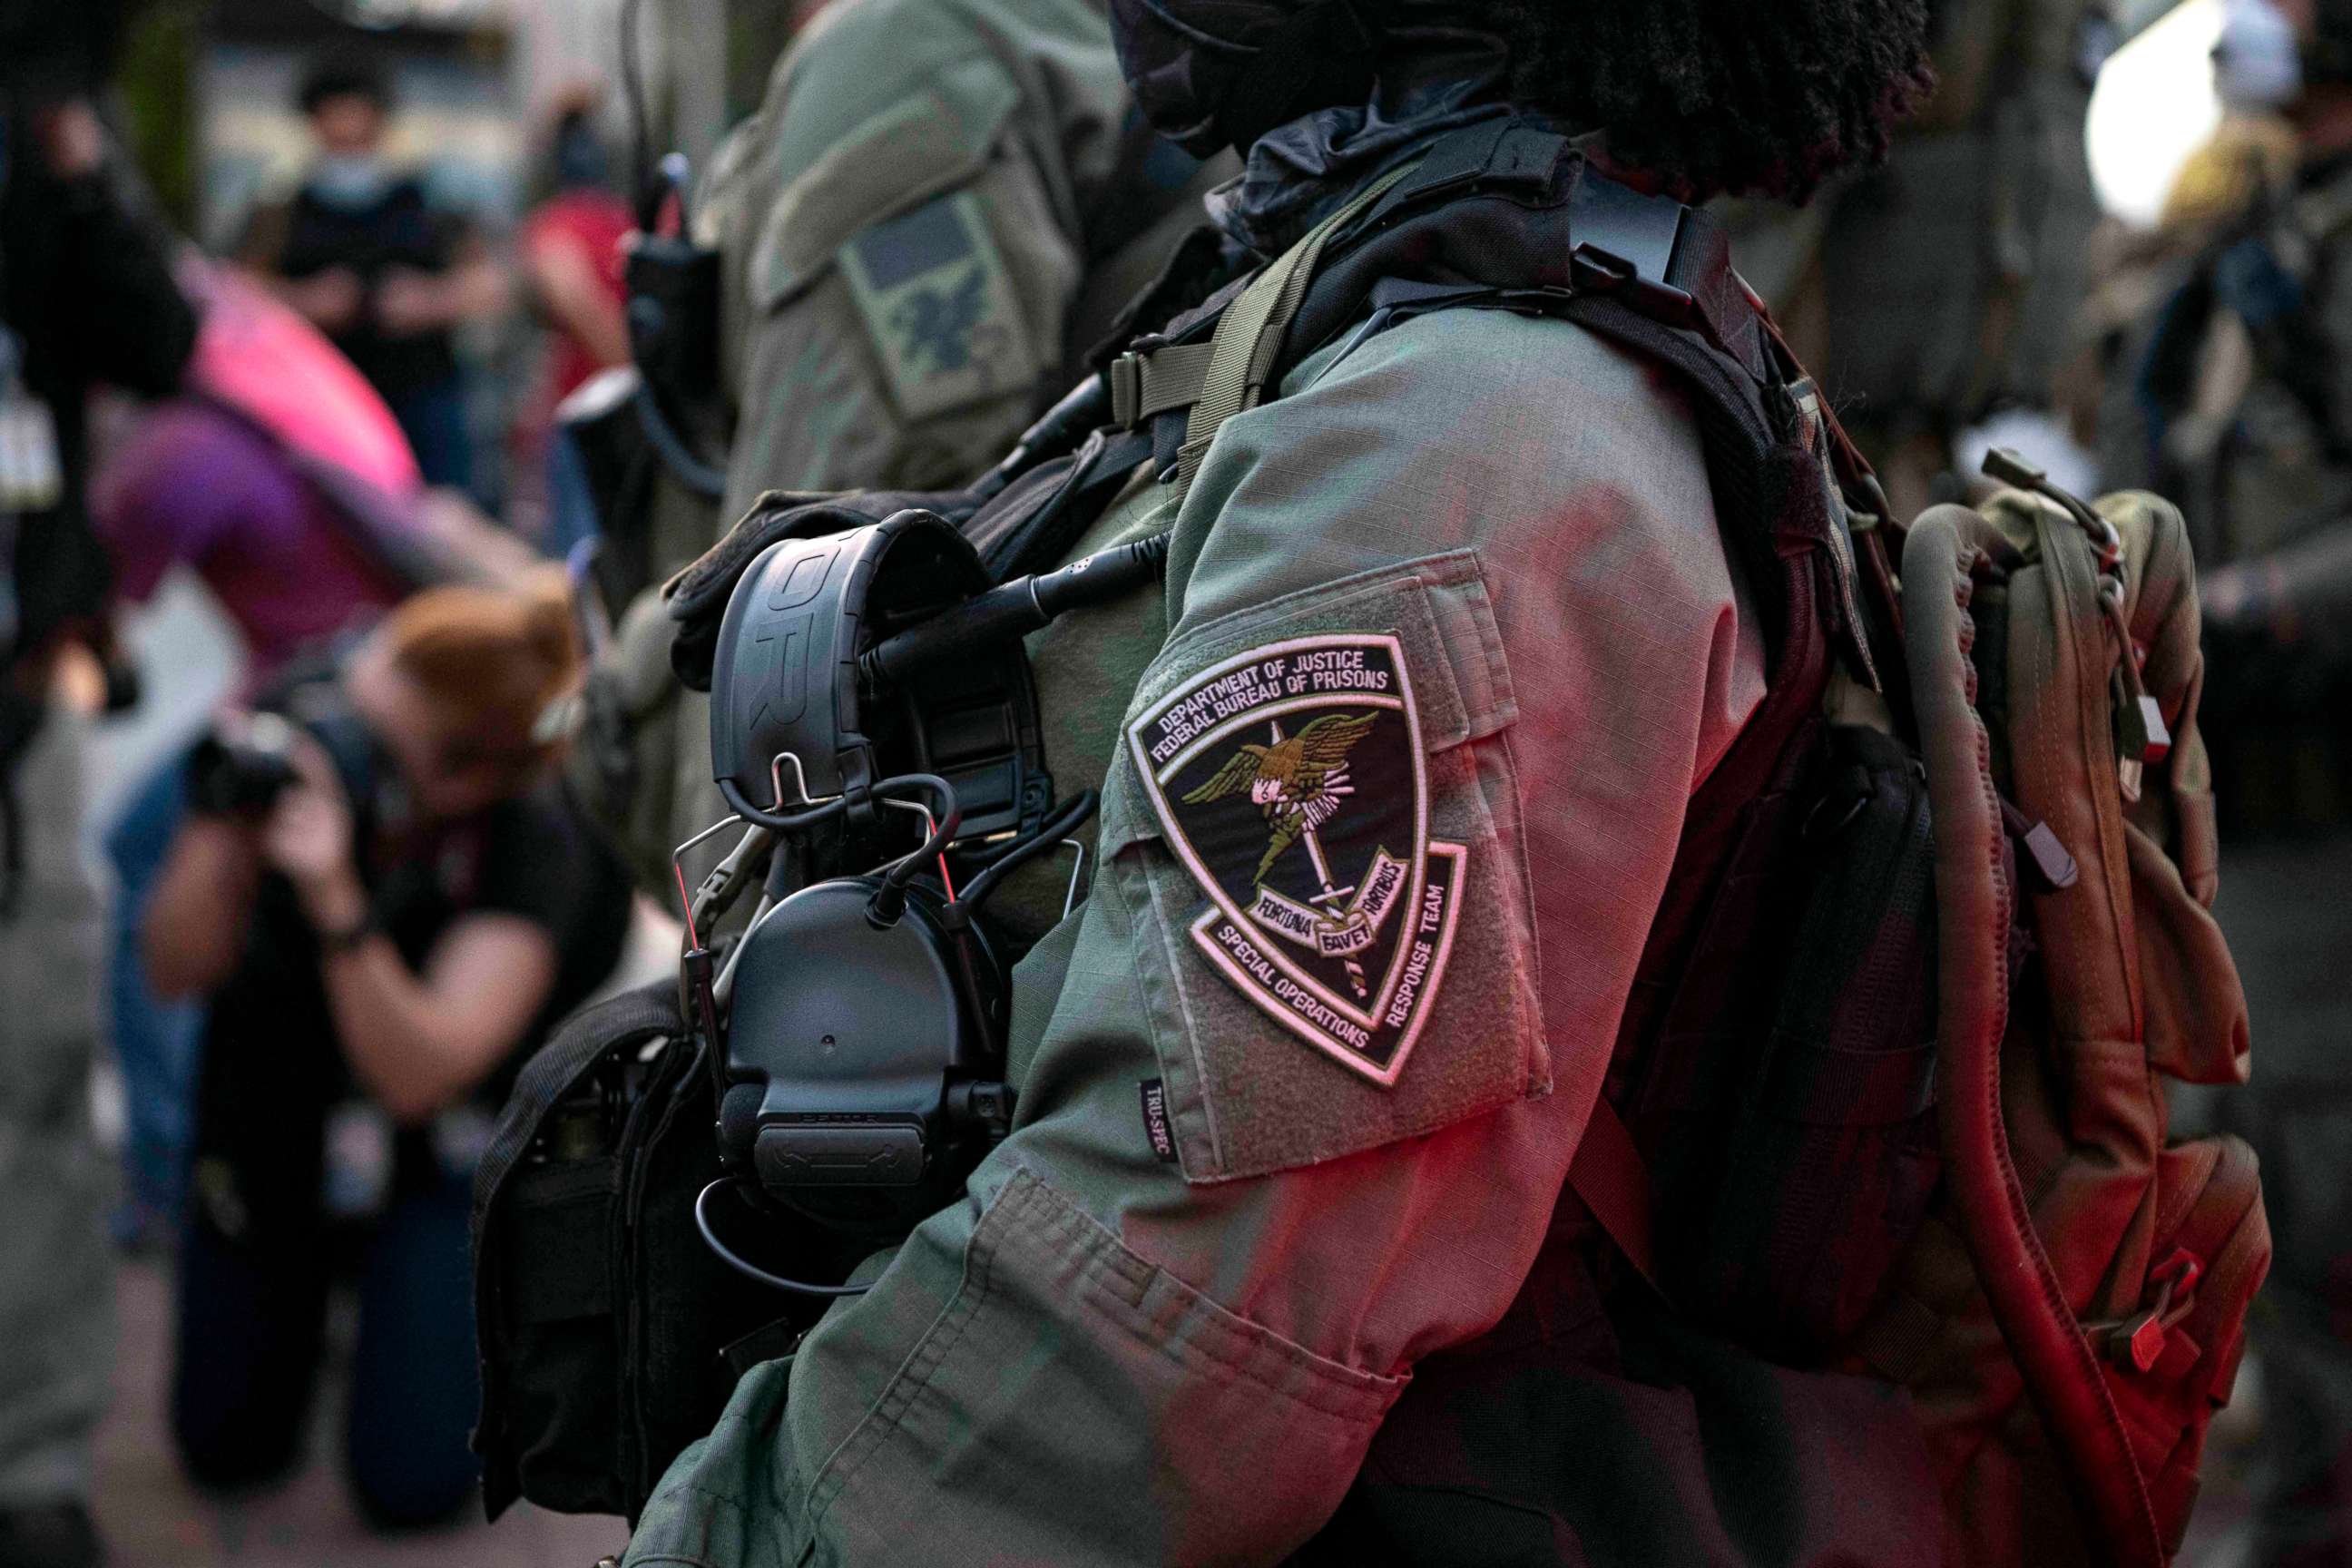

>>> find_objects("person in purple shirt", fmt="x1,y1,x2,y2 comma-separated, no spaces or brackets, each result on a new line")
93,397,409,1241
97,399,407,684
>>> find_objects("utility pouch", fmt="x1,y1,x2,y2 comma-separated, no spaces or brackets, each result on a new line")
1691,723,1944,1359
472,982,811,1522
2107,1135,2267,1501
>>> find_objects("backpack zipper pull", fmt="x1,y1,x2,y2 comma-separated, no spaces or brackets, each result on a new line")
2102,1250,2203,1374
1996,794,2080,891
2099,578,2168,801
2112,669,2149,803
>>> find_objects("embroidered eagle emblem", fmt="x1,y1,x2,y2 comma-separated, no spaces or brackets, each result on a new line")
888,262,988,377
1129,632,1471,1085
1181,712,1375,885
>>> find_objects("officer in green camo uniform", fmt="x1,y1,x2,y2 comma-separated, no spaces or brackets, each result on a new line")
574,0,1219,893
0,22,197,1567
618,1,1948,1563
2125,1,2352,1555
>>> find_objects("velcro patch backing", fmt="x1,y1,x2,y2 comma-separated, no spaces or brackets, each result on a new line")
1127,634,1466,1087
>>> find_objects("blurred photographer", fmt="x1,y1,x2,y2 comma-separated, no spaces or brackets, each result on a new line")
142,573,631,1527
0,4,197,1563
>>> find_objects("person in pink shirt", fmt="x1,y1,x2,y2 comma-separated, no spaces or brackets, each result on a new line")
515,94,632,554
521,98,632,416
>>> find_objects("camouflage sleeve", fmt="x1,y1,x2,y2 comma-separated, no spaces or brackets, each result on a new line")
622,309,1764,1566
710,0,1126,523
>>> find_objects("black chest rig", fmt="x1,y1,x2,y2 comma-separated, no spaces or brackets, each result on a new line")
472,116,1886,1524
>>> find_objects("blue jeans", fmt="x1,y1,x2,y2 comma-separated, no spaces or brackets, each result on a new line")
103,750,201,1235
544,420,601,564
172,1158,483,1527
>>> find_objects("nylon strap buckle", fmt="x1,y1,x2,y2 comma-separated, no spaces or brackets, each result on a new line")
1108,351,1145,428
1568,243,1702,331
1108,342,1218,432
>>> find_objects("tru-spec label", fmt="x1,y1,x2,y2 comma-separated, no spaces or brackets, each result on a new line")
1138,1079,1178,1162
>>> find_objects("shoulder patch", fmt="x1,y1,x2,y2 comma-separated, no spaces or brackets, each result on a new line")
839,190,1038,421
1127,634,1467,1087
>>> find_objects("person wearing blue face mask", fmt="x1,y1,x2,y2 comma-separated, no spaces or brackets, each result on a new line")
240,50,506,495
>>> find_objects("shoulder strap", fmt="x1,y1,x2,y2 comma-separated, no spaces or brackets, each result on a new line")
1106,127,1785,514
1063,143,1237,385
1568,1095,1663,1293
995,122,1847,650
1160,160,1421,503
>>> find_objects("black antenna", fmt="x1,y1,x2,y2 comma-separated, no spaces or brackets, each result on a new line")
619,0,655,226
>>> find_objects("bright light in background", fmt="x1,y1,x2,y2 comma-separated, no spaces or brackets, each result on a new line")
2088,0,2225,227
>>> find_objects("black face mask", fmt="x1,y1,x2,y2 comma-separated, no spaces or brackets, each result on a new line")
1108,0,1382,155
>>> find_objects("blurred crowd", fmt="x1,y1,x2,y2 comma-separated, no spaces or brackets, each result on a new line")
3,0,2352,1562
0,11,642,1565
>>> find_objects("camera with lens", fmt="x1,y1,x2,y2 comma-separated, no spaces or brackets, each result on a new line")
184,694,389,828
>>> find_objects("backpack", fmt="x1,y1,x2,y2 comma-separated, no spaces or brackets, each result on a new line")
478,120,2265,1562
1868,483,2264,1564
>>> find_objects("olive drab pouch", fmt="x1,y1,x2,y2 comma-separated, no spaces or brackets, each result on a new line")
471,982,814,1522
1874,475,2269,1568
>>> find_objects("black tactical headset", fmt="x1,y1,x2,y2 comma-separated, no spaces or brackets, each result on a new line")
686,509,1163,1289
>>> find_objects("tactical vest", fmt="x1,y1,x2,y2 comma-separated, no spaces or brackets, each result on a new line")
482,114,1876,1524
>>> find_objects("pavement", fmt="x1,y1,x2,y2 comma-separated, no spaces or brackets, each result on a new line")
93,1256,627,1568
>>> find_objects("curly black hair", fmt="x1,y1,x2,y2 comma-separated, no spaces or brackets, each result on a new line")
297,46,395,118
1476,0,1936,201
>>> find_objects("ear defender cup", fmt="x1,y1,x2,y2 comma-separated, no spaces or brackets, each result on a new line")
706,509,1049,854
717,877,1008,1237
692,510,1119,1290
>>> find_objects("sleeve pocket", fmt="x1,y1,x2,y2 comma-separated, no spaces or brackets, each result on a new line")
751,55,1021,313
808,1168,1401,1563
1096,551,1549,1183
